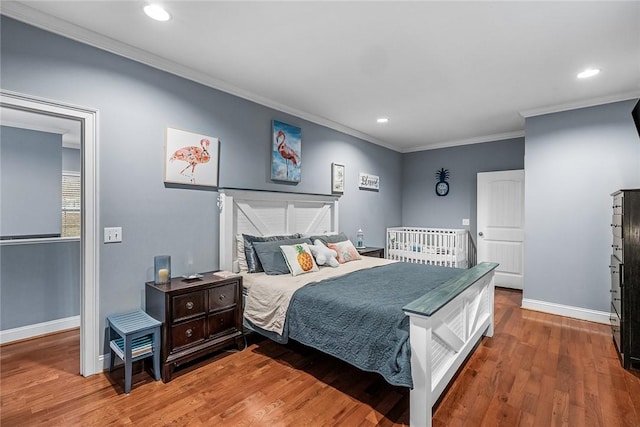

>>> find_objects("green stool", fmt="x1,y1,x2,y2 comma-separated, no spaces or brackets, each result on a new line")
107,310,161,393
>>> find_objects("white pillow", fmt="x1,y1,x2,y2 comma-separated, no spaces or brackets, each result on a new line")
235,234,247,272
309,239,339,267
280,243,319,276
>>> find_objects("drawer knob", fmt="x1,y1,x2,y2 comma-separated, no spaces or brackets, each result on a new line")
219,294,226,301
185,328,193,338
186,301,194,310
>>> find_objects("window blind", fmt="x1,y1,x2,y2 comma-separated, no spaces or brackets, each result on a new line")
62,172,81,237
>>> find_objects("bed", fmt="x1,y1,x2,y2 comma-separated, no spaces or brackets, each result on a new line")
218,189,497,427
387,227,469,268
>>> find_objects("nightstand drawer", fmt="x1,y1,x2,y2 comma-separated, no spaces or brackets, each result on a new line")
171,318,206,350
207,308,237,338
172,291,205,323
209,283,237,311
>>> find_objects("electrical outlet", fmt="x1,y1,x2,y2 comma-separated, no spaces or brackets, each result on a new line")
104,227,122,243
462,218,470,226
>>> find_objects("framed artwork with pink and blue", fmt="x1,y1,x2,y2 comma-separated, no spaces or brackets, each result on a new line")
271,120,301,183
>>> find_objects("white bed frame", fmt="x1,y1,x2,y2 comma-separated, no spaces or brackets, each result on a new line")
387,227,469,268
218,189,495,427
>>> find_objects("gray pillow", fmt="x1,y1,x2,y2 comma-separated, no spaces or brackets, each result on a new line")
252,237,312,275
243,233,300,273
309,232,348,246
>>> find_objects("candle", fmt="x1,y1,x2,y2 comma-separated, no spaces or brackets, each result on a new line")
158,268,169,283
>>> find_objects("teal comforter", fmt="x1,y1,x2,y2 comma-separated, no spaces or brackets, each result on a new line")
285,262,464,388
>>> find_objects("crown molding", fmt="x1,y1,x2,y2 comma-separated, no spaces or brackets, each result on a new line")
402,130,525,153
0,2,402,153
520,90,640,118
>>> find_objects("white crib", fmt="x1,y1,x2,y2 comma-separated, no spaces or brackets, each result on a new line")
386,227,469,268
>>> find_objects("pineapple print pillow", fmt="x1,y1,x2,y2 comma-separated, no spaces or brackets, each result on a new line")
280,243,319,276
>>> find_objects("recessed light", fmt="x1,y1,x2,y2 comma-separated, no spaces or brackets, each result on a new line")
377,117,389,124
577,68,600,79
144,4,171,22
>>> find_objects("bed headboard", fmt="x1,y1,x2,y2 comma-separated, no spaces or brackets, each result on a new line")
218,189,339,272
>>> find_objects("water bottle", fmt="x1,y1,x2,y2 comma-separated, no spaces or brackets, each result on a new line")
356,229,364,248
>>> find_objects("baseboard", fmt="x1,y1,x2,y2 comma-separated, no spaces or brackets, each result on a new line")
0,315,80,345
521,298,610,324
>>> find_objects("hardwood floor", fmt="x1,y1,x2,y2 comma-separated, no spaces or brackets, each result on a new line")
2,288,639,426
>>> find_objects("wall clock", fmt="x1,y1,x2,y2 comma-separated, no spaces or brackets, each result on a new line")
435,168,450,196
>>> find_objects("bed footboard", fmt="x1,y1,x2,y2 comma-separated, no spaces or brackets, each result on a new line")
403,262,497,427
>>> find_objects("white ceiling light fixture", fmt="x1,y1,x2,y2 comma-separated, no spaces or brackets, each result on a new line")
577,68,600,79
377,117,389,124
144,4,171,22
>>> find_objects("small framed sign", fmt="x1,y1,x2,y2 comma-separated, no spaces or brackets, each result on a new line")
359,173,379,191
331,163,345,194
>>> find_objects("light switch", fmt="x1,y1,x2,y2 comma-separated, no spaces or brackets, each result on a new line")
462,218,470,226
104,227,122,243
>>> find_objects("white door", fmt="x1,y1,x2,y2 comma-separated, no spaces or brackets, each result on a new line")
477,170,525,289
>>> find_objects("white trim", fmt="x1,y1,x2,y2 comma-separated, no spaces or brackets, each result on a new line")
402,130,525,153
99,352,110,372
0,236,80,246
0,316,80,345
0,90,101,377
520,91,640,118
521,298,610,325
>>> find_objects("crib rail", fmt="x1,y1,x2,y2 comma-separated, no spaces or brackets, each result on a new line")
467,232,477,268
386,227,469,268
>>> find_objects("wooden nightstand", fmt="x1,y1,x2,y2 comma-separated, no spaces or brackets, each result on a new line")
145,272,244,382
357,246,385,258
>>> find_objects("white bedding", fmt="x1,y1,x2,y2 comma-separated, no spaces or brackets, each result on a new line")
242,256,395,335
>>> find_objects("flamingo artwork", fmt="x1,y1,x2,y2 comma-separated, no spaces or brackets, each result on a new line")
276,130,299,180
271,120,302,182
169,138,211,184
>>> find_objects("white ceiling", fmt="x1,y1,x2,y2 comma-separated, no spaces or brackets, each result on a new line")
2,1,639,152
1,105,81,148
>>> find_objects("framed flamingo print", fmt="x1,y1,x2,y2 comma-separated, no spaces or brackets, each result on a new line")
271,120,301,183
164,127,219,187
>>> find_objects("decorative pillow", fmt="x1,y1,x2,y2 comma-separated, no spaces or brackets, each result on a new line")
309,232,348,246
243,233,301,273
309,239,339,267
236,234,247,272
252,237,312,275
280,243,319,276
327,240,362,264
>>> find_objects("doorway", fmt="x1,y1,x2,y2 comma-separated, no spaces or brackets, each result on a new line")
477,170,525,289
0,90,99,376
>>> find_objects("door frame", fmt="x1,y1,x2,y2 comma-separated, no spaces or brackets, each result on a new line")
1,90,100,376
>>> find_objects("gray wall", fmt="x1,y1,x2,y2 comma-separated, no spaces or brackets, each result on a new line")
0,17,402,337
524,100,640,312
63,147,81,172
0,241,80,329
1,129,81,331
401,138,525,238
0,126,62,237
